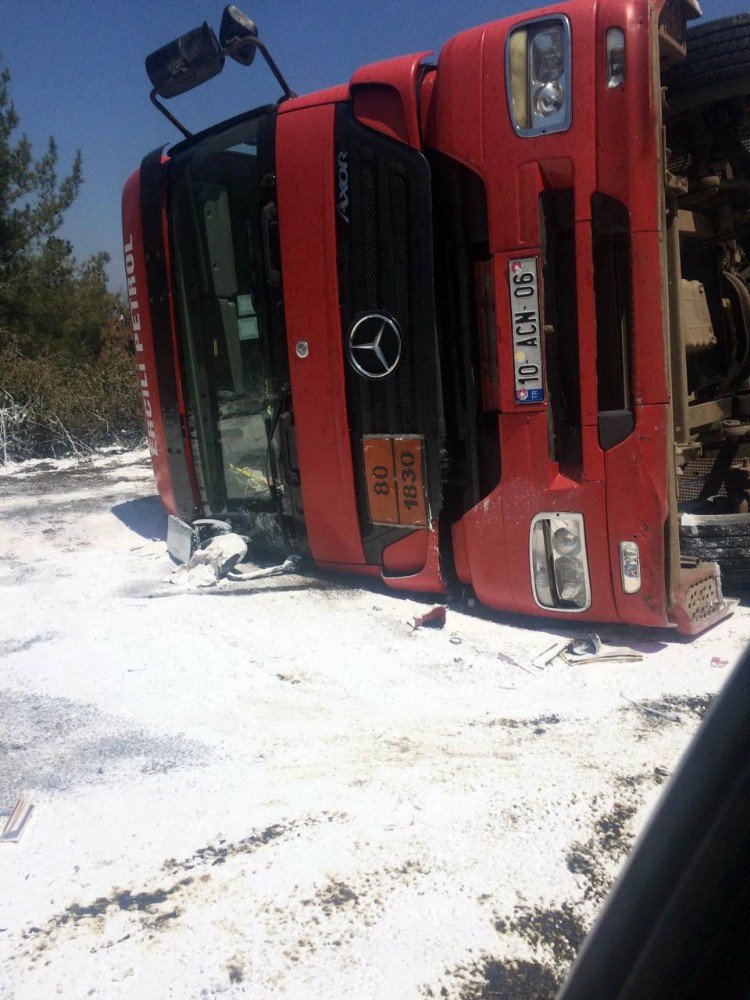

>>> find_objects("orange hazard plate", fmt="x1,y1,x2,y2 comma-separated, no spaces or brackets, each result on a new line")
362,435,429,528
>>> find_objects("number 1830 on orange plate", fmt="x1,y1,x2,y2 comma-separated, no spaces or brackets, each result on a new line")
361,435,429,529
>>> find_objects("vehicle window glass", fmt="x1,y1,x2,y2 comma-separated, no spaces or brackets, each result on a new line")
170,117,274,510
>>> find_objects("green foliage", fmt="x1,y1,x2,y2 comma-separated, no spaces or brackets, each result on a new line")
0,56,143,459
5,238,117,357
0,327,143,462
0,56,124,360
0,63,82,300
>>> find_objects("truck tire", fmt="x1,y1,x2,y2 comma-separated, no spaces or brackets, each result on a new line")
665,13,750,115
680,513,750,590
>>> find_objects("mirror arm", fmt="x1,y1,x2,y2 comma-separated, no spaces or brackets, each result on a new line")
149,89,193,139
225,36,296,101
148,34,295,139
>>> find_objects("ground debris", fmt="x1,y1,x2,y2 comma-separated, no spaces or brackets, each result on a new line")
562,635,642,665
168,533,247,588
21,814,343,952
477,714,561,733
496,901,587,967
620,692,683,723
0,791,33,843
227,555,302,582
621,691,715,726
412,606,447,630
458,957,562,999
567,798,639,904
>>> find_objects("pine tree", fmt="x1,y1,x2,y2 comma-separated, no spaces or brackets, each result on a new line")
0,60,83,307
0,57,141,459
0,56,123,360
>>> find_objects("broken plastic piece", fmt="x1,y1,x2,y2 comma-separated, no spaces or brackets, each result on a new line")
532,640,568,669
169,533,248,587
567,633,602,658
1,793,33,844
497,650,524,670
562,641,643,665
226,555,301,581
412,606,447,630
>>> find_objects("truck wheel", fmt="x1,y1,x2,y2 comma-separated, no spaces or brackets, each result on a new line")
680,513,750,591
665,14,750,115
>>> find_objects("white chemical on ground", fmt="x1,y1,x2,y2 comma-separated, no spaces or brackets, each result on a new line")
0,448,747,999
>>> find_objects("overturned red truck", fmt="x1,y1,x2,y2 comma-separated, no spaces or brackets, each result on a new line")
122,2,750,634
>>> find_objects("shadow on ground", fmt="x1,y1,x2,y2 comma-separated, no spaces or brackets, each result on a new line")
112,496,166,541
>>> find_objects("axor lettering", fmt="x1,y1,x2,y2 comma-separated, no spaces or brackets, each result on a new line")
336,150,349,222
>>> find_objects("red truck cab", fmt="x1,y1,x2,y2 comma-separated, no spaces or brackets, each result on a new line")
123,1,750,634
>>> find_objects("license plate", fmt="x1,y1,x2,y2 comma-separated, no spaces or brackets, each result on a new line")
362,436,429,528
508,256,545,404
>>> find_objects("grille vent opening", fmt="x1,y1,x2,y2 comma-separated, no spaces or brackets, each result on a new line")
540,189,582,471
593,193,635,451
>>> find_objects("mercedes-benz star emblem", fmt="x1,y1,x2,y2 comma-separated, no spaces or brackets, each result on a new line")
347,313,402,380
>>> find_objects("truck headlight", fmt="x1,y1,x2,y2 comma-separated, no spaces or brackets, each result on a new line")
530,512,591,611
506,16,572,137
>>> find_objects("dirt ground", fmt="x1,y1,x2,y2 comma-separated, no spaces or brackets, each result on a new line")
0,448,747,999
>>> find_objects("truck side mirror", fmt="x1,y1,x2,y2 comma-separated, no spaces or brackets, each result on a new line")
219,5,259,67
144,6,295,138
146,22,224,99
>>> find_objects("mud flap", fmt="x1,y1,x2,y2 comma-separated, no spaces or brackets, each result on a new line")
669,561,737,635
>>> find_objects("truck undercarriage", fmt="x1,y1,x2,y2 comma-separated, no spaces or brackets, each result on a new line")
663,13,750,586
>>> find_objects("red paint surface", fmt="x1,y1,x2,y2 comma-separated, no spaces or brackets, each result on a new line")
351,52,432,148
382,530,429,575
276,104,367,567
160,156,201,509
279,85,350,115
121,168,177,516
428,0,685,628
382,526,445,595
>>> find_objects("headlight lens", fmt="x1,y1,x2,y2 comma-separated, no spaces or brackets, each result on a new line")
508,29,530,129
534,81,565,117
531,27,565,82
530,513,591,611
506,16,572,136
552,526,580,557
554,556,587,602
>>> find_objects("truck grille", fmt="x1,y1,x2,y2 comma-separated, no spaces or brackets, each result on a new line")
334,108,442,557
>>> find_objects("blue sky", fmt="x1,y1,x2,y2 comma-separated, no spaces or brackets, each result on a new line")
2,0,746,290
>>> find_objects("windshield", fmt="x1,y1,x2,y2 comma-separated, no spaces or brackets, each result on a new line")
169,113,276,515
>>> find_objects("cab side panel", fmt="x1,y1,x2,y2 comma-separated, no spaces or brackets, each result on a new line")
122,155,198,521
275,104,368,567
